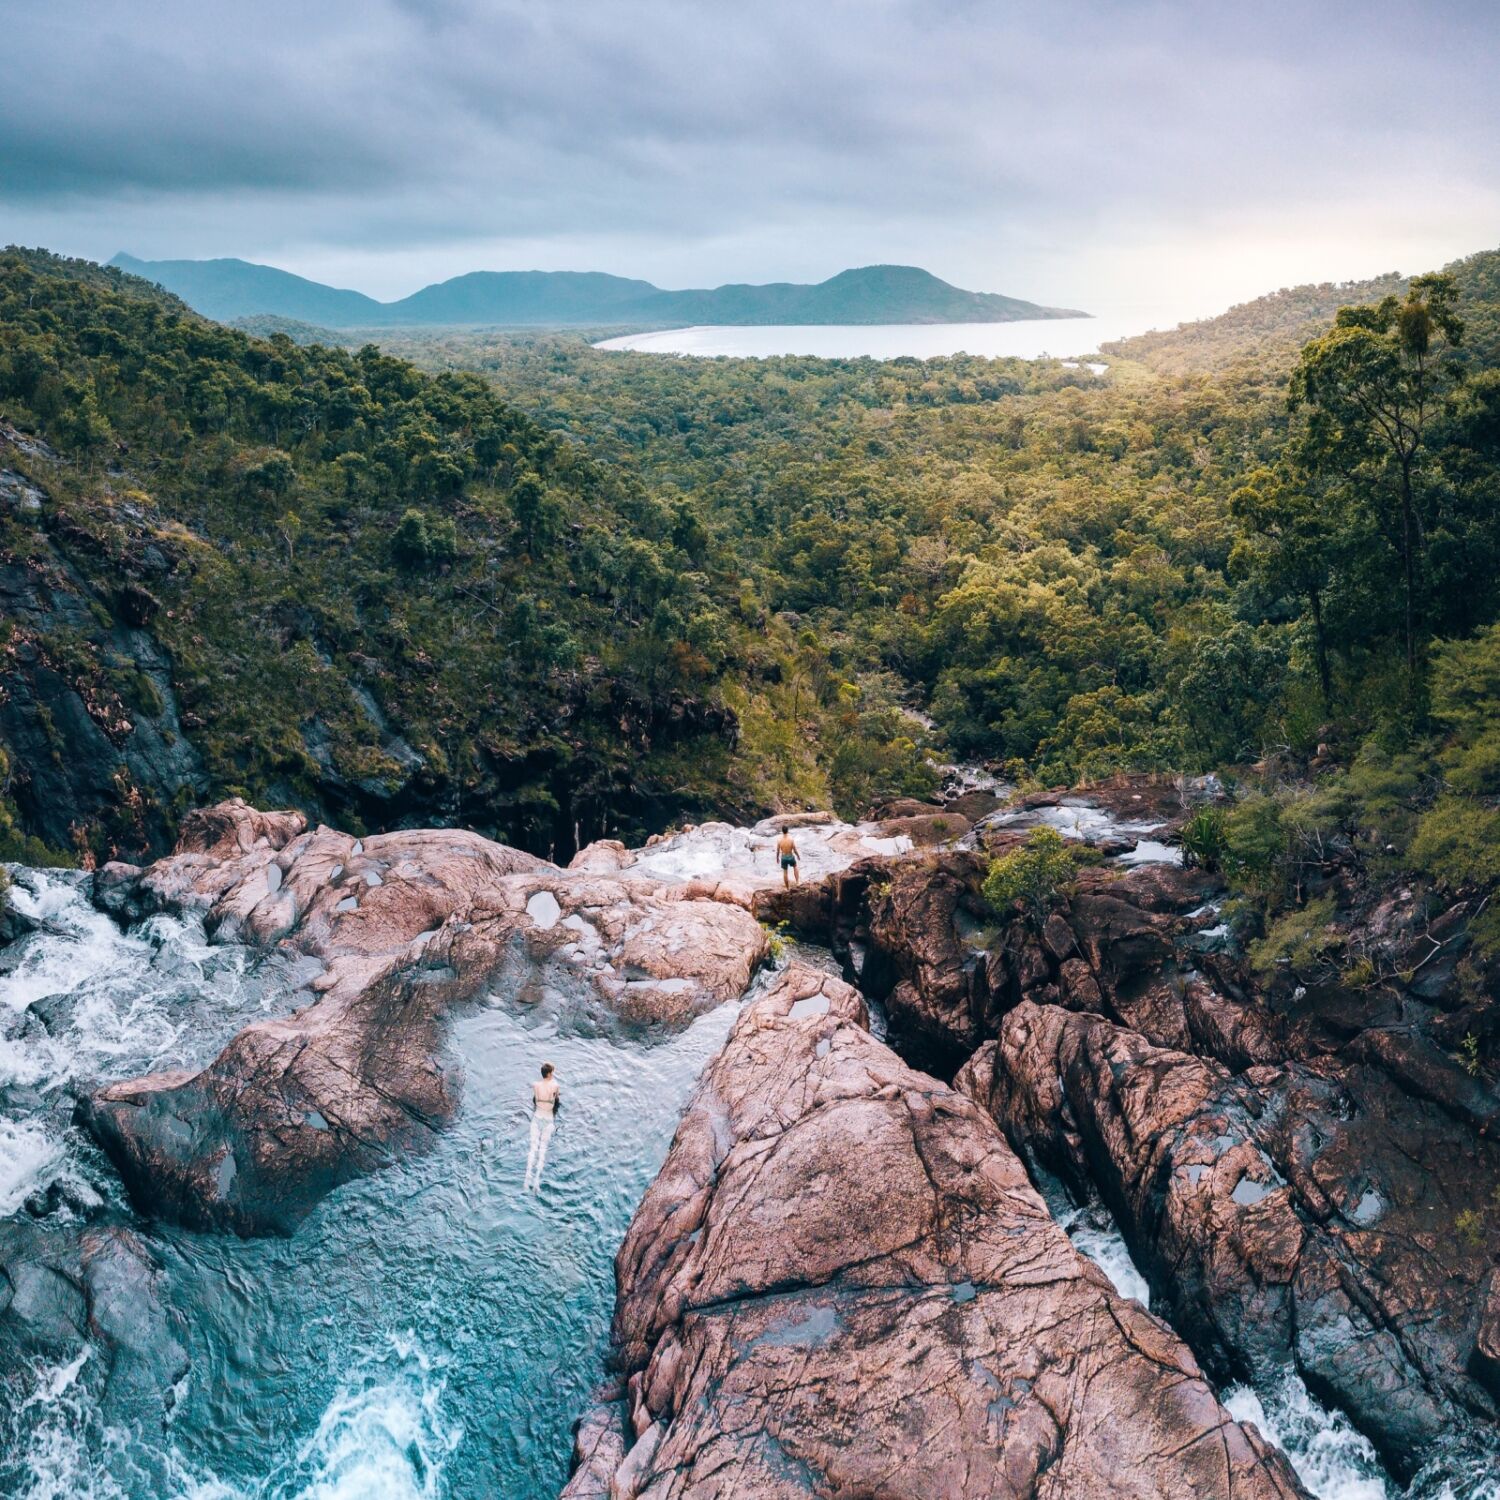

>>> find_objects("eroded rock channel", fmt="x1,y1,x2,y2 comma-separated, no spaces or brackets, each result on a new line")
2,786,1497,1496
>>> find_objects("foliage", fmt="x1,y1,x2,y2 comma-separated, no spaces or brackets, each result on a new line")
366,246,1500,789
1400,628,1500,953
1211,782,1353,913
1179,805,1229,871
982,828,1092,926
1220,796,1294,905
1291,273,1478,692
390,508,458,572
1098,271,1409,377
1456,1208,1485,1249
1409,798,1500,891
6,241,1500,865
761,920,792,964
1247,894,1342,979
1459,1033,1483,1078
1429,624,1500,796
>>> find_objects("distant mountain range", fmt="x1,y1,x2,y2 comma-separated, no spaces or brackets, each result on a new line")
108,254,1086,329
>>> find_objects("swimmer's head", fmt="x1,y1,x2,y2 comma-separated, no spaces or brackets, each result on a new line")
540,1062,555,1078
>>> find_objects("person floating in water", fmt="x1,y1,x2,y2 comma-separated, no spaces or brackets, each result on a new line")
776,829,801,889
524,1061,560,1192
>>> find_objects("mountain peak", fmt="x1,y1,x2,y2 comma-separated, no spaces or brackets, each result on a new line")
108,254,1087,328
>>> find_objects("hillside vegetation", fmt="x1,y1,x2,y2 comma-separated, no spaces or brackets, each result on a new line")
0,247,795,860
4,243,1500,969
378,249,1500,984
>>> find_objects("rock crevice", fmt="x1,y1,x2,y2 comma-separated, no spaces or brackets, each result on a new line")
565,962,1309,1499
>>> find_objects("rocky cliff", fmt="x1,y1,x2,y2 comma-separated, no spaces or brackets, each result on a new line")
77,801,909,1234
734,785,1500,1490
563,962,1308,1498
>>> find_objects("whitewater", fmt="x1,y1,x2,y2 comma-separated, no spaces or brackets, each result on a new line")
1,837,1495,1498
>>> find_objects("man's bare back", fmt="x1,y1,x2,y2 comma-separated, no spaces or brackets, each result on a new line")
776,831,801,888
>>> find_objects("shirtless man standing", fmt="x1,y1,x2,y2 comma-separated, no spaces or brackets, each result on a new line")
525,1062,560,1192
776,829,801,888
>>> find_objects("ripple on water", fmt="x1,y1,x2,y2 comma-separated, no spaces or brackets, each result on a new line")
2,869,748,1498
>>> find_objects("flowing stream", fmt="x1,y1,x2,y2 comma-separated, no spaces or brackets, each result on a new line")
1051,1196,1400,1500
1,823,1493,1499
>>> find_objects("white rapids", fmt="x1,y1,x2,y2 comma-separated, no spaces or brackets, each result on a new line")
1055,1196,1417,1500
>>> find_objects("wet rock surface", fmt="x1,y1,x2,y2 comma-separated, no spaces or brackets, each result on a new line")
12,775,1499,1494
0,1217,187,1482
851,843,1228,1071
80,799,774,1235
741,780,1500,1489
591,811,914,913
565,961,1309,1499
956,1002,1500,1480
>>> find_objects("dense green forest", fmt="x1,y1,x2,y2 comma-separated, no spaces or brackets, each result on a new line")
379,251,1500,768
3,245,1500,946
0,249,772,859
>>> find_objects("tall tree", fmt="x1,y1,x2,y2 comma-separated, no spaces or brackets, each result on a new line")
1290,274,1464,688
1229,466,1341,712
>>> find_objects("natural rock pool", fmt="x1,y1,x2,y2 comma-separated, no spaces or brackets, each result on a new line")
0,869,739,1498
4,792,1499,1499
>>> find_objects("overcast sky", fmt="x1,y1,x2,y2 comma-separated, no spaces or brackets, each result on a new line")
2,0,1497,320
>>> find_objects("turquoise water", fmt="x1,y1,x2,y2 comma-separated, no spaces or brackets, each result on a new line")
0,870,739,1499
5,868,1496,1499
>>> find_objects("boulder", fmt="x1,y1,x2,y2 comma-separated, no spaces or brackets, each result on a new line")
958,1000,1500,1480
0,897,41,947
562,1400,630,1498
612,812,915,902
945,789,1004,821
565,963,1310,1499
0,1220,187,1476
82,803,770,1235
174,798,307,858
872,810,972,846
1474,1272,1500,1395
860,850,1240,1070
863,850,988,1062
866,796,942,819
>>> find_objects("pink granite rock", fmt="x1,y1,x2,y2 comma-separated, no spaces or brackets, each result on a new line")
565,963,1308,1499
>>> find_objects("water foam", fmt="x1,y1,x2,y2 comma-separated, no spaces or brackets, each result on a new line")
1,868,264,1097
0,1117,65,1216
1059,1204,1152,1307
5,1338,459,1500
267,1337,462,1500
3,1349,131,1500
1225,1376,1388,1499
1056,1199,1407,1500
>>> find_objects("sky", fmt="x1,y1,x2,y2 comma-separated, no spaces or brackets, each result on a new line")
2,0,1498,322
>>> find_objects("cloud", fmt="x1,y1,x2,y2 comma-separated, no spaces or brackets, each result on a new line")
2,0,1497,311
